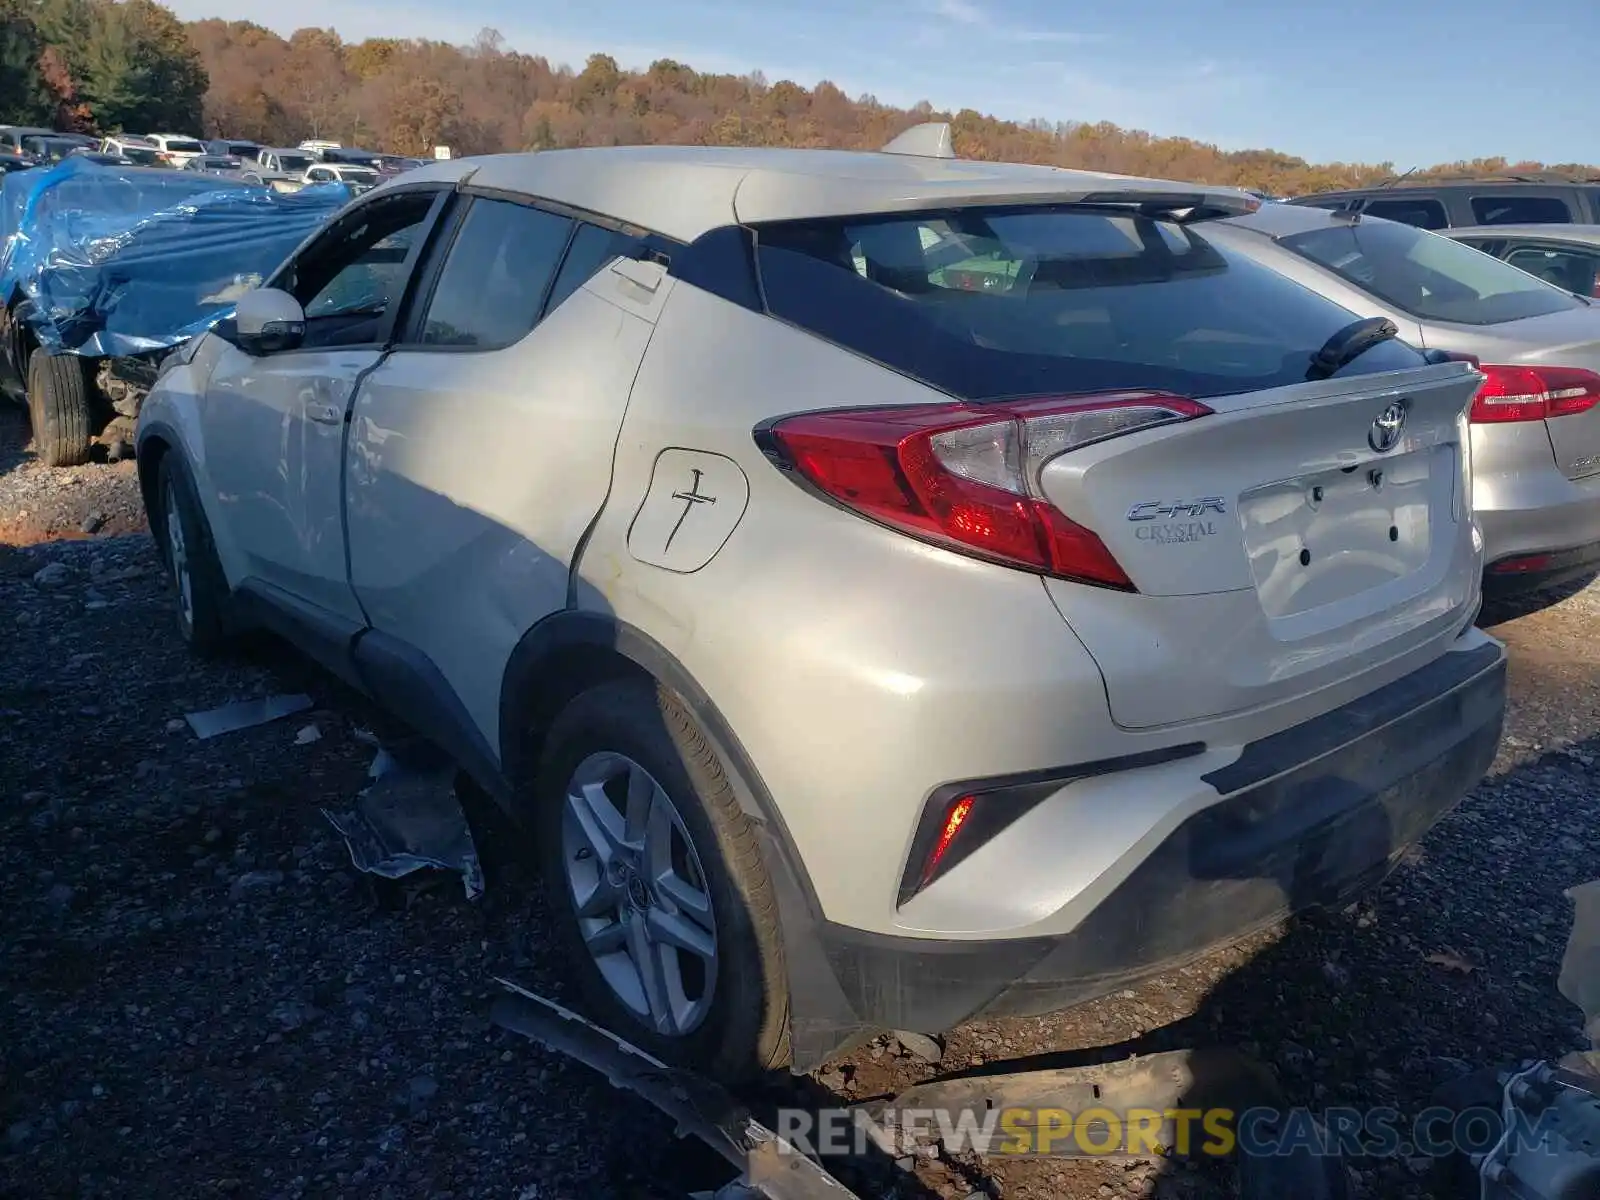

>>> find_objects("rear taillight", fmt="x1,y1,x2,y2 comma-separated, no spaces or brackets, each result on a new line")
760,392,1211,590
1470,364,1600,424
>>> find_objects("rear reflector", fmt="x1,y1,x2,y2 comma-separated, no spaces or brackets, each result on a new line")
1488,553,1552,575
921,795,974,889
759,393,1211,589
1470,364,1600,424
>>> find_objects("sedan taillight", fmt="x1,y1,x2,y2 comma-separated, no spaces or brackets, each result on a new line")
758,393,1211,590
1470,364,1600,424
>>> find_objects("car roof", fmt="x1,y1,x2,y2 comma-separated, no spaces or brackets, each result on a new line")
1298,178,1600,200
382,144,1258,243
1444,223,1600,246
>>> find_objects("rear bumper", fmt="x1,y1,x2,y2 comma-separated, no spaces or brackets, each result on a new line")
1484,538,1600,597
1477,469,1600,594
793,637,1505,1045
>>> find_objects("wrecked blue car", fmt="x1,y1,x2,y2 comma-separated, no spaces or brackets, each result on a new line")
0,156,351,465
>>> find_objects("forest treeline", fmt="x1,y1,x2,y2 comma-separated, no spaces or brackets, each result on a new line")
3,0,1596,196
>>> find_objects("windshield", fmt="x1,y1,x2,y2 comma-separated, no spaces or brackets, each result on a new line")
1280,219,1583,325
165,139,205,154
755,206,1427,401
225,143,257,156
276,153,314,171
339,167,378,181
120,146,160,165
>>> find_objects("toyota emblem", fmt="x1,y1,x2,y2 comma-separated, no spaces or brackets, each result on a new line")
1368,401,1407,453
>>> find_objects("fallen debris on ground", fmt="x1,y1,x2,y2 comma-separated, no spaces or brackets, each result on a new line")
491,979,861,1200
322,755,484,901
182,693,313,739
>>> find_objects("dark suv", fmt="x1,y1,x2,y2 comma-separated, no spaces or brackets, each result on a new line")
1288,176,1600,231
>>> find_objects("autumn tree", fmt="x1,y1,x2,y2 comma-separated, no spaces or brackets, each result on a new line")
0,0,54,124
23,0,206,133
160,18,1597,195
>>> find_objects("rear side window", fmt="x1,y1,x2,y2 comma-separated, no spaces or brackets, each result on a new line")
1470,195,1572,225
1281,219,1582,325
753,207,1427,402
420,198,573,348
1359,197,1448,230
544,222,637,314
1505,245,1600,296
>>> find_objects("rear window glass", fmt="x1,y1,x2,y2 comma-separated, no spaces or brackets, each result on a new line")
753,207,1426,402
1470,195,1572,225
1359,197,1447,230
165,140,205,154
1281,219,1583,325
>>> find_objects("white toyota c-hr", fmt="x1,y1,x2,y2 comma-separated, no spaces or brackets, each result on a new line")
136,132,1506,1080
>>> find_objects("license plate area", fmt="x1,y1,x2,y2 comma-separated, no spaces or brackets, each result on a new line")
1239,447,1445,618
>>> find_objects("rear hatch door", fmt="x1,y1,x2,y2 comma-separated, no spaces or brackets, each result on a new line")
1039,363,1483,729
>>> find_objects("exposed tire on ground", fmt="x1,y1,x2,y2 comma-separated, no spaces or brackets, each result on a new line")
1,302,29,403
26,350,94,467
154,451,234,656
533,678,791,1082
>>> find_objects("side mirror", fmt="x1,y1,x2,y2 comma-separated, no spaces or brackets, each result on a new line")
231,287,305,355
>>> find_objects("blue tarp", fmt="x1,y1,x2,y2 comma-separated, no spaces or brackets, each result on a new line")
0,157,352,357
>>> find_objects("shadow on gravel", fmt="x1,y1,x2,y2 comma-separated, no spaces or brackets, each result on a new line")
0,403,32,478
1478,569,1600,627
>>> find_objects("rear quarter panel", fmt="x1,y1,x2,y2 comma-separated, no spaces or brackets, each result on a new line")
575,284,1490,935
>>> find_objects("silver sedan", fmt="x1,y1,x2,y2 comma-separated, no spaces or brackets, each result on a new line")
1211,204,1600,597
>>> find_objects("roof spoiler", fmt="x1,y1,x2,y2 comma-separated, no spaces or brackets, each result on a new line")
1074,189,1262,222
1075,190,1260,224
881,122,956,160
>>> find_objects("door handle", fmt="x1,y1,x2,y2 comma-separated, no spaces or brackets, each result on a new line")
306,403,342,425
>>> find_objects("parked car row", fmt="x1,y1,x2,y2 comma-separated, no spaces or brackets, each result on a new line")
0,124,423,195
130,128,1563,1083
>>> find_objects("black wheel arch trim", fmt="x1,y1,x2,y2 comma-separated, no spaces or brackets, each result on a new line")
498,608,874,1071
499,609,824,918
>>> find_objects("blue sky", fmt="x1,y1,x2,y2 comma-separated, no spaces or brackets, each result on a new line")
165,0,1598,167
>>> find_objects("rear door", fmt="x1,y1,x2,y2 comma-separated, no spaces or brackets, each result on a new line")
345,195,671,745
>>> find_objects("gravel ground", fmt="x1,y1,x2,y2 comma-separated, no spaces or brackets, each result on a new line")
0,406,146,546
4,414,1599,1200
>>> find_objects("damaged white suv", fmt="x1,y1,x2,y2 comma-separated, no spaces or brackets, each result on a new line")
136,136,1506,1080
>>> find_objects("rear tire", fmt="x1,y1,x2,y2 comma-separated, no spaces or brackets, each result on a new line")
533,679,791,1082
26,350,94,467
155,453,232,656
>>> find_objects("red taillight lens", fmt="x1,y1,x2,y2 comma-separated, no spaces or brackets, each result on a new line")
763,392,1211,590
1470,364,1600,424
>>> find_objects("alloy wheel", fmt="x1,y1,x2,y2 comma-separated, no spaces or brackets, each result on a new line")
164,484,193,630
560,751,719,1037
